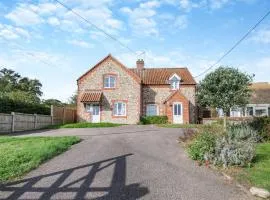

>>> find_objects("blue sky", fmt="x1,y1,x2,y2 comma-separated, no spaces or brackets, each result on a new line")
0,0,269,101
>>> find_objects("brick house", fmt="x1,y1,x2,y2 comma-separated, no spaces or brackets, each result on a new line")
77,54,196,124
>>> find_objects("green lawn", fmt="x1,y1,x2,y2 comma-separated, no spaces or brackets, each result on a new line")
158,124,203,128
0,136,80,182
48,122,124,129
238,142,270,190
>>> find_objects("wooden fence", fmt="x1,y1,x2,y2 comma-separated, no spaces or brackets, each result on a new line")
51,106,76,125
0,106,76,133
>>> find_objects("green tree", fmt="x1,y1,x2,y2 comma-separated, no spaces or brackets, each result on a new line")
197,66,253,129
0,68,21,92
43,99,64,106
0,68,43,103
68,91,78,106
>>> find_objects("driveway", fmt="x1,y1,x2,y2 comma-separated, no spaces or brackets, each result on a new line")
0,125,253,200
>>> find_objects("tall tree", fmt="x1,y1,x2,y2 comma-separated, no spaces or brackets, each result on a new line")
0,68,43,103
197,66,253,129
0,68,21,92
68,91,78,106
43,99,64,106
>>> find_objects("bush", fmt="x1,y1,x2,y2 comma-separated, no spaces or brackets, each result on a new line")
140,116,168,124
0,97,50,115
188,124,258,167
211,137,255,167
249,117,270,141
227,123,261,143
187,132,216,161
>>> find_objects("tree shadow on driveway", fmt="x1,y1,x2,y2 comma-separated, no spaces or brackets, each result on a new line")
0,154,149,200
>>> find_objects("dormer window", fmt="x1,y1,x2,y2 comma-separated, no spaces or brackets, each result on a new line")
169,74,181,90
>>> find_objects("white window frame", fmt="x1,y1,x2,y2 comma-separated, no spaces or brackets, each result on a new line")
169,73,181,90
85,104,92,113
146,104,159,116
104,75,116,88
113,102,126,116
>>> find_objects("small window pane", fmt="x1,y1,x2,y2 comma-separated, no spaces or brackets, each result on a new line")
178,104,181,115
104,77,110,88
110,76,116,88
247,107,253,116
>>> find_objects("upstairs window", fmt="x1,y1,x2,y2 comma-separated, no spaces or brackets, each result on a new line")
169,74,180,90
104,75,116,88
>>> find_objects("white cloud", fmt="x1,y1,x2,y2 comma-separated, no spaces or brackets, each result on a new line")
174,15,188,29
47,17,61,26
120,1,160,37
0,24,30,40
5,4,44,26
5,1,123,36
67,39,93,48
251,28,270,44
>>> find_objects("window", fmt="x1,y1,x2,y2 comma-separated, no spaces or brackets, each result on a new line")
174,104,182,115
113,102,126,116
85,104,99,115
146,104,158,116
104,75,116,88
169,74,180,90
85,104,92,112
246,107,253,116
255,107,267,117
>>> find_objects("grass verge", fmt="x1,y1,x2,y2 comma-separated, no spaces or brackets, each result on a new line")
47,122,124,129
158,124,203,128
0,136,80,182
237,142,270,190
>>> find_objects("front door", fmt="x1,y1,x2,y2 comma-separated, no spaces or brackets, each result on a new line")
91,105,100,123
173,102,183,124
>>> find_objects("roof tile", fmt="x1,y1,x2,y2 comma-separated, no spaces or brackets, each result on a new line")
81,92,102,102
130,68,196,85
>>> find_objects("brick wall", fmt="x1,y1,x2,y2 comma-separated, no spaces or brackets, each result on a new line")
142,85,196,123
77,57,141,124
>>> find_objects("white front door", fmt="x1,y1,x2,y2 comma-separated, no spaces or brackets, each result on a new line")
91,105,100,123
173,102,183,124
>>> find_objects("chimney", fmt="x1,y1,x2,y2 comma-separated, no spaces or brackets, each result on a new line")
136,59,144,70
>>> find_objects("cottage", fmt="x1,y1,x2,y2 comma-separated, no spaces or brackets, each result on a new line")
77,54,196,124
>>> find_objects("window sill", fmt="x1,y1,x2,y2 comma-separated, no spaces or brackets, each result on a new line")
112,115,127,118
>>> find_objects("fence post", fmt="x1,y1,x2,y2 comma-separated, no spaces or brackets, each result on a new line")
11,112,15,132
51,105,54,125
34,114,37,129
62,107,66,124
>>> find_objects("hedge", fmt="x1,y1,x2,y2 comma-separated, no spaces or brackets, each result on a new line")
140,116,168,124
0,98,50,115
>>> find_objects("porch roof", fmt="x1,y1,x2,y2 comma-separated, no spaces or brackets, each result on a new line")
81,92,102,103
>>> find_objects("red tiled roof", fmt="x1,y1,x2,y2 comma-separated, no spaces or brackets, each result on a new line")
249,82,270,104
81,92,102,102
130,68,196,85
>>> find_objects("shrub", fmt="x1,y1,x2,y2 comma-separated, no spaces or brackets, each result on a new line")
211,137,255,167
249,117,270,141
187,132,216,161
0,97,50,115
188,124,257,167
140,116,168,124
227,123,261,143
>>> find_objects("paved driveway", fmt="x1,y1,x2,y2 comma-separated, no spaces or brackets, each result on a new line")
0,125,253,200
